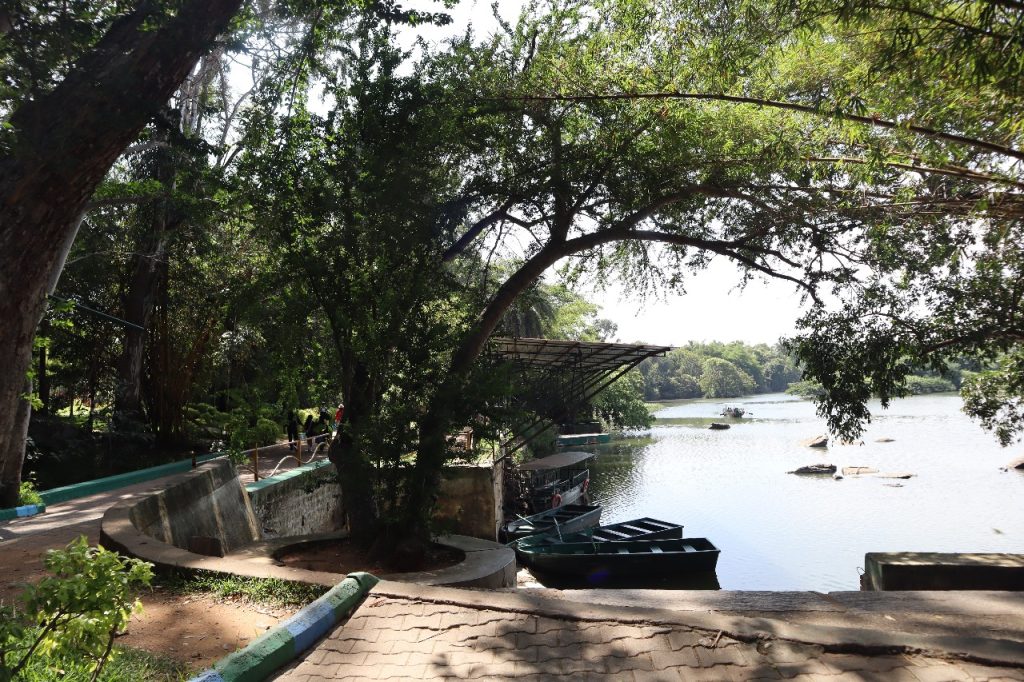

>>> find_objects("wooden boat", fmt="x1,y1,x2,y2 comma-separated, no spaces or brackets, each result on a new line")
499,504,602,543
516,537,720,577
513,517,683,549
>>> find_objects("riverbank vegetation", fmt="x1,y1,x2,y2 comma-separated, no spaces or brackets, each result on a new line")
2,0,1023,560
639,343,801,400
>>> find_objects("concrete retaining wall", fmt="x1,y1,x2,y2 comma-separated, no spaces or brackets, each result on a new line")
126,458,260,556
435,463,502,541
246,461,343,538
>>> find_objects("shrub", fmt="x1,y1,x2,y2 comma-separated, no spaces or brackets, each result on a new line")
0,537,153,681
18,481,43,507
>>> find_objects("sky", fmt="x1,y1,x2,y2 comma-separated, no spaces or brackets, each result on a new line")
579,261,806,347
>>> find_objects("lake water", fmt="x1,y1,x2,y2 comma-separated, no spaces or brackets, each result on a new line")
584,392,1024,591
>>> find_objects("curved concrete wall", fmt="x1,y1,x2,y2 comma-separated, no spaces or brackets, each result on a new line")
125,458,260,556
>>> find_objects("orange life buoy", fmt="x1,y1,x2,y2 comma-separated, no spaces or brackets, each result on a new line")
551,493,563,508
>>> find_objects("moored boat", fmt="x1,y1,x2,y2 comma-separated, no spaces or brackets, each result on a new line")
513,517,683,549
517,451,595,512
720,405,745,418
500,504,602,543
515,537,720,577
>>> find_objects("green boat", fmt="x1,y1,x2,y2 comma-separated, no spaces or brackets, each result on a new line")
513,517,683,549
515,537,720,577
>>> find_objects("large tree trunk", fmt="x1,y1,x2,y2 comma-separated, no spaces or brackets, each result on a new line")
328,363,379,547
113,153,175,427
0,0,242,507
404,244,569,538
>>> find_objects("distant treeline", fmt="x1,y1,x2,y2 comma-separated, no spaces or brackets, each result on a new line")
638,342,802,400
786,362,981,398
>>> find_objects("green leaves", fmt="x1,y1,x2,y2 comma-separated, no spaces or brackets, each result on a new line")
0,538,153,681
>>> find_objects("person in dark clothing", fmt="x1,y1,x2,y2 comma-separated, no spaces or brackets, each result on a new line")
303,414,314,449
287,411,299,451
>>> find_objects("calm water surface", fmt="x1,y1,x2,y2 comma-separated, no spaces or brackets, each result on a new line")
584,393,1024,591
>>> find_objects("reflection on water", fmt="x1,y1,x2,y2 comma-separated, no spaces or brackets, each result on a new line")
579,393,1024,591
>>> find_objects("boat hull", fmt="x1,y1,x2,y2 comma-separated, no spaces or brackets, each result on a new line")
516,538,720,577
514,517,683,549
500,504,602,543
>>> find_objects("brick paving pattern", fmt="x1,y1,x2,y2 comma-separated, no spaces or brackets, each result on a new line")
272,594,1024,681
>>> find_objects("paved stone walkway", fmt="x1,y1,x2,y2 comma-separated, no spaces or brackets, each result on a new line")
273,582,1024,681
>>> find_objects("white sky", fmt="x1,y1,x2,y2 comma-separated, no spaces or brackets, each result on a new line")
578,261,805,346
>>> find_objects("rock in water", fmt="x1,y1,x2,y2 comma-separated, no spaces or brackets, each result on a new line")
1007,457,1024,470
789,463,837,475
842,466,879,476
879,472,914,479
876,437,895,443
801,435,829,448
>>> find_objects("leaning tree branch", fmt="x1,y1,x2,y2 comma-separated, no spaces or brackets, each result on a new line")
486,91,1024,162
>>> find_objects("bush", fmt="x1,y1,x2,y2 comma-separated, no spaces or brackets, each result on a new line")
0,537,153,681
904,375,956,395
18,481,43,506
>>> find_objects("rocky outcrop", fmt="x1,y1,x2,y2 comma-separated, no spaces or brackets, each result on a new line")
801,435,829,448
789,464,837,475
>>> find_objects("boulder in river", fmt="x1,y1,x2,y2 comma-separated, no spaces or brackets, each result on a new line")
1006,457,1024,470
842,466,879,476
788,463,837,475
876,437,895,443
801,435,829,448
708,422,731,430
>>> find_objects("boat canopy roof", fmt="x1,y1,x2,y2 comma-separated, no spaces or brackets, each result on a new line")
519,450,595,471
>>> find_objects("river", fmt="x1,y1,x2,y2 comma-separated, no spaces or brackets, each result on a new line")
584,392,1024,591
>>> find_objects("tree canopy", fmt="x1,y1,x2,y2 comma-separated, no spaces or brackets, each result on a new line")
2,0,1023,547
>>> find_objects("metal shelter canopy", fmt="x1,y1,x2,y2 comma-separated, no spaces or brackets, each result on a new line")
489,337,671,457
518,450,596,471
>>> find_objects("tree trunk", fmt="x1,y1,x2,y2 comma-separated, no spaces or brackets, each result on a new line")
403,245,568,536
113,178,174,427
327,363,379,547
0,0,242,507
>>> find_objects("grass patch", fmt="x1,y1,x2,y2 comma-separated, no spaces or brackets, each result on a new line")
6,644,191,681
157,572,327,609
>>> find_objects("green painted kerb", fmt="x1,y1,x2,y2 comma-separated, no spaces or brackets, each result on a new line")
244,459,332,494
37,453,223,505
0,503,46,521
190,572,378,682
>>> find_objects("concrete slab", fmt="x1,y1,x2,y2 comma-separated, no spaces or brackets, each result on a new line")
865,552,1024,591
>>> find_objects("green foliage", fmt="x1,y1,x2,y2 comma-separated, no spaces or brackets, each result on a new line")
698,357,757,399
17,481,43,506
159,573,327,609
0,537,153,681
786,380,826,398
591,370,652,431
640,342,800,400
6,645,190,682
904,375,956,395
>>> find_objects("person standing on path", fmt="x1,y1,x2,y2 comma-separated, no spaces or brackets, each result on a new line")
287,411,299,451
334,402,344,434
